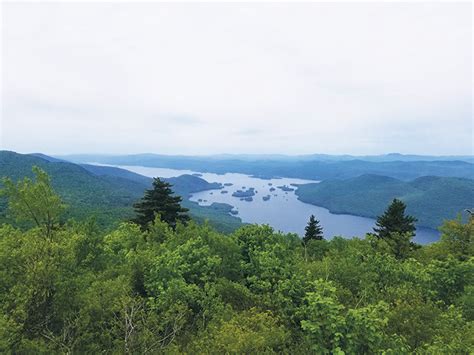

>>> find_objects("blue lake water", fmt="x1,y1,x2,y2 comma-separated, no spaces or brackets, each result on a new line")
109,164,440,244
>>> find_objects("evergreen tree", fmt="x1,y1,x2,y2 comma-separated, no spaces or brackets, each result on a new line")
373,198,417,239
303,214,324,243
373,199,418,259
133,178,189,229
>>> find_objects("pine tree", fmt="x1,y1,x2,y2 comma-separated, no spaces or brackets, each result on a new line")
373,199,418,259
373,198,417,239
303,214,324,243
133,178,189,229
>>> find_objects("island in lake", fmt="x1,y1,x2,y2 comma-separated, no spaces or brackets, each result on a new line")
277,185,295,192
232,187,255,198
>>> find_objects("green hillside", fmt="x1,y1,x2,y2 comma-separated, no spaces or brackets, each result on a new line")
59,153,474,180
0,151,146,226
1,189,472,353
295,174,474,229
166,174,223,196
80,163,154,186
0,151,241,232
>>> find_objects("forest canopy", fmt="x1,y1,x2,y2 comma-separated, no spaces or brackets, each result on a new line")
0,168,472,353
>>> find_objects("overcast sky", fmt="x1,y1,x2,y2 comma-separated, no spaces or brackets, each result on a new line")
1,2,472,155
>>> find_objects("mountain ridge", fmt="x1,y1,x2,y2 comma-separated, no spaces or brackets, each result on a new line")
55,153,474,181
0,151,242,232
295,174,474,229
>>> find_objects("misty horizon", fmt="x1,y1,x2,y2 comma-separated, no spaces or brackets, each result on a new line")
1,2,472,156
5,150,474,159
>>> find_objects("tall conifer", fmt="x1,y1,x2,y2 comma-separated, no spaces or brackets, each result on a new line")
303,214,324,243
373,198,417,239
133,178,189,229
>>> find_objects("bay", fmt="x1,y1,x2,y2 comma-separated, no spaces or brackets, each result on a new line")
110,164,440,244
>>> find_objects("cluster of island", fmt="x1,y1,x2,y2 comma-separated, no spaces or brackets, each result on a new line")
174,170,469,234
231,187,256,201
193,182,298,205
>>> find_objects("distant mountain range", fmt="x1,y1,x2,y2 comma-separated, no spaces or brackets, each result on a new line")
56,153,474,180
295,174,474,229
57,152,474,163
0,151,241,232
2,150,473,232
197,152,474,163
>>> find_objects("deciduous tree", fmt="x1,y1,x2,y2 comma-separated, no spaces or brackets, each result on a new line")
0,166,65,239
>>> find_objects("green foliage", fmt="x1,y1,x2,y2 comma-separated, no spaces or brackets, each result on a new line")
165,174,222,196
370,231,417,260
182,201,243,234
133,177,190,229
0,151,242,233
438,216,474,261
296,174,474,229
371,199,418,259
188,308,290,353
300,279,394,354
303,214,324,243
1,166,66,239
0,151,148,228
0,169,473,353
374,198,417,238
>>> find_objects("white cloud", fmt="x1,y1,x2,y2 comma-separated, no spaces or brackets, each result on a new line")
1,2,472,155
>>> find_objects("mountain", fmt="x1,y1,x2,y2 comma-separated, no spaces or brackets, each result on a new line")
80,163,153,186
295,174,474,229
57,153,474,180
30,153,68,163
165,174,223,197
58,152,474,163
0,151,241,232
296,153,474,163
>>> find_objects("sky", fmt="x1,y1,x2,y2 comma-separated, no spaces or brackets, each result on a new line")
1,1,472,156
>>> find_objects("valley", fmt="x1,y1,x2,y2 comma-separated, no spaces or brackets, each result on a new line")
0,151,242,232
107,164,441,244
2,150,472,244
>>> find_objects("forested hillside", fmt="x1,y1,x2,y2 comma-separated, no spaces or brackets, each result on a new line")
59,153,474,180
0,168,472,353
296,174,474,229
0,151,241,232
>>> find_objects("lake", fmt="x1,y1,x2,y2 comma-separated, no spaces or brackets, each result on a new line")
110,164,440,244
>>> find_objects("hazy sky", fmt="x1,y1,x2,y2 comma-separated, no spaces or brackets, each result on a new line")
1,2,472,155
